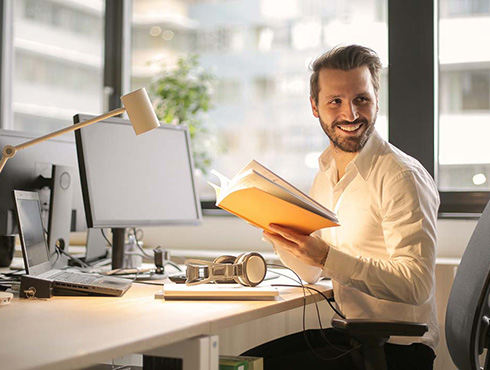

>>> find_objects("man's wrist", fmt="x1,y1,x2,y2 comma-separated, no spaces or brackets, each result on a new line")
319,249,329,267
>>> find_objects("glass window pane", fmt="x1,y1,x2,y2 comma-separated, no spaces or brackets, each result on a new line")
438,0,490,191
12,0,105,134
131,0,388,200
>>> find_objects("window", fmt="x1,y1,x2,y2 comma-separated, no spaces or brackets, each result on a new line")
438,0,490,193
10,0,105,134
442,0,490,16
3,0,488,214
131,0,388,201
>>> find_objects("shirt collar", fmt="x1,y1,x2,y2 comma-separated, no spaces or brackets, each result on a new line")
318,129,383,181
352,129,383,181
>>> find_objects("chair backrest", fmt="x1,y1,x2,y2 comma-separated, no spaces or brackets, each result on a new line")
446,200,490,370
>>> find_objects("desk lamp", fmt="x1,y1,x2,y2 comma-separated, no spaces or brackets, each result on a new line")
0,88,160,174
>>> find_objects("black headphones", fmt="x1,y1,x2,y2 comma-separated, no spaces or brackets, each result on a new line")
185,252,267,287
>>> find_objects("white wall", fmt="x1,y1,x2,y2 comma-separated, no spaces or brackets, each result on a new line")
141,216,478,259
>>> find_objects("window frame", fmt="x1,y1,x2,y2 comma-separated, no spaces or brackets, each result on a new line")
0,0,13,130
388,0,488,216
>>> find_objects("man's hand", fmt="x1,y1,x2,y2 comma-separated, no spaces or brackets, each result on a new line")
264,224,329,269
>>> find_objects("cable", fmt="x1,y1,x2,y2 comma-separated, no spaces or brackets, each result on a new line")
124,251,147,259
266,264,359,362
49,247,61,266
131,228,153,258
55,246,90,268
271,283,349,354
306,286,349,354
101,228,112,247
125,229,183,273
131,268,141,282
272,282,345,320
268,269,348,352
134,280,165,286
162,260,182,272
266,265,345,319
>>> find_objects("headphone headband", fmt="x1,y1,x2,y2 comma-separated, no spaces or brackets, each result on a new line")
185,252,267,287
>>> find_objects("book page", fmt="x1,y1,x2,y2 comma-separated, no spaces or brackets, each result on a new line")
207,181,221,200
242,160,337,221
210,168,255,203
225,169,337,222
219,187,339,234
210,169,231,189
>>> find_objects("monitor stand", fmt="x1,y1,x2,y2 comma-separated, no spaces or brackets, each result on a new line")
47,165,74,269
110,228,180,277
111,227,126,269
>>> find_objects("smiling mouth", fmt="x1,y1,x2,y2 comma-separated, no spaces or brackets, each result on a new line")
337,123,363,132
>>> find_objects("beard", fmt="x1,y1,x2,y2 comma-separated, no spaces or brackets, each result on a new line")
319,113,376,153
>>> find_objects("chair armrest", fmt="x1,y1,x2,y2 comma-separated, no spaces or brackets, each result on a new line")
332,318,428,338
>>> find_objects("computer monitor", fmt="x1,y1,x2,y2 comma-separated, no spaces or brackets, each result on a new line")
74,114,202,269
0,129,86,264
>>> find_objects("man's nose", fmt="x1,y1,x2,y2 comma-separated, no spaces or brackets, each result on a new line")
341,102,359,122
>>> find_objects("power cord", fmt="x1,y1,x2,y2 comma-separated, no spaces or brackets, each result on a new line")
54,245,90,268
131,228,152,259
49,246,61,266
101,228,112,246
266,263,360,361
271,281,349,355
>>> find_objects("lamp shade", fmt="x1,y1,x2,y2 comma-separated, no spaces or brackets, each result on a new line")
121,88,160,135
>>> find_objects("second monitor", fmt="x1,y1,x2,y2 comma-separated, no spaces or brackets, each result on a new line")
74,114,202,269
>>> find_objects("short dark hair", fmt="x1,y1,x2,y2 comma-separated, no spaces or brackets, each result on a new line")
309,45,382,104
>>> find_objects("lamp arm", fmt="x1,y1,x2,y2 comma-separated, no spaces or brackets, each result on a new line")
0,107,126,175
0,148,12,173
15,107,126,151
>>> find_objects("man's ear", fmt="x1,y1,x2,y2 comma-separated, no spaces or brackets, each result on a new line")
310,96,319,118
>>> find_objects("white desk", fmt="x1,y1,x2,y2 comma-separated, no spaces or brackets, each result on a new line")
0,279,332,370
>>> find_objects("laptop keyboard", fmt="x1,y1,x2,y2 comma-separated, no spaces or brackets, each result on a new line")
49,271,101,285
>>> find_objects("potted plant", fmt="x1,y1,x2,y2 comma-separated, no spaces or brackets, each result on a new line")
150,54,217,175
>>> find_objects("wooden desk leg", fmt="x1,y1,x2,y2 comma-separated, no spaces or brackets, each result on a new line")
142,335,219,370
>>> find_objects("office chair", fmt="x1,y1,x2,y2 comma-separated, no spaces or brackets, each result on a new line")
331,199,490,370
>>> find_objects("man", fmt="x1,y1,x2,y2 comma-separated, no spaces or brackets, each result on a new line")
243,45,439,369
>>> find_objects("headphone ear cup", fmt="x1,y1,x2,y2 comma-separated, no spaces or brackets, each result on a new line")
213,255,237,283
234,252,267,287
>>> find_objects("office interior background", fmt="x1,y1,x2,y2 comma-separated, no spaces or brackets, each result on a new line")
1,0,489,368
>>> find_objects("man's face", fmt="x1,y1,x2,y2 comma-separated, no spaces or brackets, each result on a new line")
310,66,378,153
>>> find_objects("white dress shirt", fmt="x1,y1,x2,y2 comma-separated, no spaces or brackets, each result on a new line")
276,130,440,349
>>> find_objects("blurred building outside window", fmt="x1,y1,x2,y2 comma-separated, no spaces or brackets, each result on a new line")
438,0,490,191
131,0,389,200
11,0,105,135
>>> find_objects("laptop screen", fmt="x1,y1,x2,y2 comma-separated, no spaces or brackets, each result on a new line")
14,191,52,275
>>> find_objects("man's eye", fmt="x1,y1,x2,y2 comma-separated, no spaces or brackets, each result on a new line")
356,96,369,103
329,99,342,105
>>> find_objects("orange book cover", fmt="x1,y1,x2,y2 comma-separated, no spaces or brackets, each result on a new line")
209,160,339,235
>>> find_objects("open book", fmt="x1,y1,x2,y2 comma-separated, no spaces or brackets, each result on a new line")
208,160,339,234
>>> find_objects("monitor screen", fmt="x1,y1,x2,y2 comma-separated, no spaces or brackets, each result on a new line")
74,114,202,229
13,191,51,275
0,129,85,236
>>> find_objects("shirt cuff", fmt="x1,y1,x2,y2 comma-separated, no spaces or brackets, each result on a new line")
322,246,360,282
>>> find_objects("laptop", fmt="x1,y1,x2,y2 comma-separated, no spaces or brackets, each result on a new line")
13,190,132,297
